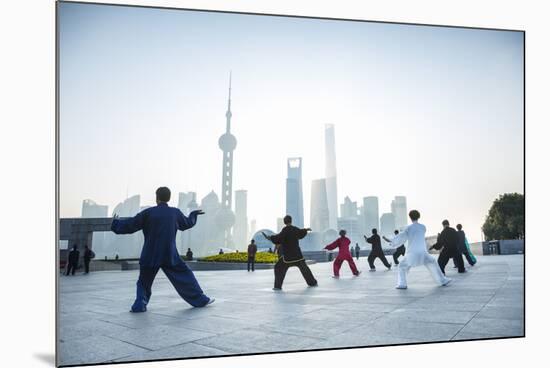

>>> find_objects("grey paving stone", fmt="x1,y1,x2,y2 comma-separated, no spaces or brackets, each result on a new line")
193,328,322,354
388,308,477,325
58,335,148,366
114,342,228,362
457,317,524,338
104,324,215,350
475,306,523,320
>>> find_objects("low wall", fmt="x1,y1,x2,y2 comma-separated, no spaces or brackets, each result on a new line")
482,240,524,255
186,260,316,271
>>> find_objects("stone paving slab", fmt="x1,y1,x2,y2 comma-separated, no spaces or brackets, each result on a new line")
58,255,524,366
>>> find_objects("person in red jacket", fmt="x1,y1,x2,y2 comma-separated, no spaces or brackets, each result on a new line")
324,230,361,278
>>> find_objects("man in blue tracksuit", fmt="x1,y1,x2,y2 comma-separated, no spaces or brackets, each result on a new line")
111,187,213,312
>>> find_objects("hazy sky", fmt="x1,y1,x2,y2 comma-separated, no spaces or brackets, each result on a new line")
59,2,523,242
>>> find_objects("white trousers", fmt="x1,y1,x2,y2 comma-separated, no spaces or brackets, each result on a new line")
397,254,449,288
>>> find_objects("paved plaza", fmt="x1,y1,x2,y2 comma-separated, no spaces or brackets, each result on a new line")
58,255,524,366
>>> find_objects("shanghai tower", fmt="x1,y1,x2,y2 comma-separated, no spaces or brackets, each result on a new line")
325,124,338,230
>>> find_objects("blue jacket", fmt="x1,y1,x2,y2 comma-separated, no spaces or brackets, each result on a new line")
111,203,200,267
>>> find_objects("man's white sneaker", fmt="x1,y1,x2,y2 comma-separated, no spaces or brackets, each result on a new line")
442,279,452,286
395,285,408,290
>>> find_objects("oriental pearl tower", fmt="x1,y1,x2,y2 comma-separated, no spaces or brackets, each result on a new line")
216,73,237,248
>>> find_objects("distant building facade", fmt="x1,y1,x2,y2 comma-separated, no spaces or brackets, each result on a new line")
81,199,108,218
363,196,379,233
324,124,338,230
391,196,408,230
310,178,330,232
286,157,304,228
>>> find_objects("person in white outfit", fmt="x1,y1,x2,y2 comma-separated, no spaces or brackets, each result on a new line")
388,210,452,289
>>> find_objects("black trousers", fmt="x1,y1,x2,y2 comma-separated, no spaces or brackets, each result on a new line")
368,251,391,269
65,262,77,275
438,248,465,274
274,258,317,289
247,255,255,272
356,251,360,260
393,245,406,265
84,260,91,273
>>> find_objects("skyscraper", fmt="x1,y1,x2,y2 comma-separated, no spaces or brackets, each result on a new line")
380,212,396,238
310,178,329,232
217,73,237,247
340,196,358,218
391,196,408,230
233,190,248,248
325,124,338,230
286,157,304,228
363,196,379,233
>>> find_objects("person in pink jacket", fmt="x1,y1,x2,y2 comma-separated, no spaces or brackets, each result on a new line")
324,230,361,278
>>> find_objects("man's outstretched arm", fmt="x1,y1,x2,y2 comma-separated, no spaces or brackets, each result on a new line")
111,212,145,234
177,209,205,231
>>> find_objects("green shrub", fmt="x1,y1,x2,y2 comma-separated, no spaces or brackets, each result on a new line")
200,252,278,263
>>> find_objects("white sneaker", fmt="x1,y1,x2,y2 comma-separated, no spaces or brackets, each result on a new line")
442,279,452,286
206,298,215,305
331,275,339,279
369,269,376,272
395,285,408,290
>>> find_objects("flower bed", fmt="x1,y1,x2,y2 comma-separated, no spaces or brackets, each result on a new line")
200,252,278,263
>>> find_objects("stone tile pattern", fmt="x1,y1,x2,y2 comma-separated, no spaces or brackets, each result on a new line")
58,255,524,366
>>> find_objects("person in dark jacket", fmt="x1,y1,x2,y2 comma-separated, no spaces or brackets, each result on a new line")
364,229,392,271
383,230,406,265
65,244,79,276
186,248,193,261
83,245,95,274
263,215,318,290
247,239,258,272
430,220,466,274
111,186,213,312
355,243,360,260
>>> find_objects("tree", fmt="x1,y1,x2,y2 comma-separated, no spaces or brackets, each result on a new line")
482,193,524,240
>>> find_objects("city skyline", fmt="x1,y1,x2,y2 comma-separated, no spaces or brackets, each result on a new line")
59,3,523,243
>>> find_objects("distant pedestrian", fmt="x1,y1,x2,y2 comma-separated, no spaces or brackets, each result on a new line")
364,229,392,271
65,244,79,276
383,230,405,265
324,230,360,278
186,248,194,261
83,245,95,274
355,243,360,260
247,239,258,272
115,254,119,261
268,247,273,253
219,248,224,255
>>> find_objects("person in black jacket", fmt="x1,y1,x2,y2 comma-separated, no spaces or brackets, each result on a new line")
430,220,466,274
186,248,194,261
83,245,95,274
263,215,318,290
365,229,392,271
383,230,406,265
65,244,79,276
